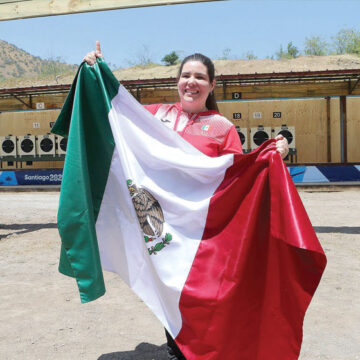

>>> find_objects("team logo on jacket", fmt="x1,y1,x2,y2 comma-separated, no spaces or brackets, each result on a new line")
201,125,211,132
127,179,172,255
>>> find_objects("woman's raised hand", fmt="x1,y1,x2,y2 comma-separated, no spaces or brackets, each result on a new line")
83,40,103,65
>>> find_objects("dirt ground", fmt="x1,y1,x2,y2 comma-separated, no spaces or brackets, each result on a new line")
0,188,359,360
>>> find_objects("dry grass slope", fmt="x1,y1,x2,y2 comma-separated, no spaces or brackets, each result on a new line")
0,40,77,87
114,54,360,81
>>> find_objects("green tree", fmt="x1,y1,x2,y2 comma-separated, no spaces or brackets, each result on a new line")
332,28,360,55
304,36,329,56
275,42,299,59
161,51,180,66
287,42,299,58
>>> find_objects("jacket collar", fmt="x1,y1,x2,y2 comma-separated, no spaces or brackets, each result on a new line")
174,102,221,117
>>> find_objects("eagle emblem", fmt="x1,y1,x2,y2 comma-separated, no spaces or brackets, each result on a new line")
127,179,172,255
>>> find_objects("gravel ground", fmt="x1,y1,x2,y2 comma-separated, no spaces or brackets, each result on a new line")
0,188,359,360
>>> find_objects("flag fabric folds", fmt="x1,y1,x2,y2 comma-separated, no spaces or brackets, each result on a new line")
53,59,326,360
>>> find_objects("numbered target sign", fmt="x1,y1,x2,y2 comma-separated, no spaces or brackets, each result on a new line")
33,122,40,128
233,113,242,119
253,112,262,119
232,92,242,100
273,112,282,118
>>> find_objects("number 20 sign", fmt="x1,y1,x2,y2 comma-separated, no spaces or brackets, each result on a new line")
273,112,281,118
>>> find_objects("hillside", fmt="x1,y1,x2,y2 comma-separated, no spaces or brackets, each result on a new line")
1,39,360,89
0,40,77,86
114,54,360,81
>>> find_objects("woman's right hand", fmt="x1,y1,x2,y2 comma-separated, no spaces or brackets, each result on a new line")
83,40,103,65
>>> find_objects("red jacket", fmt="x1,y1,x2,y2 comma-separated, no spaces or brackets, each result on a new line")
145,103,242,157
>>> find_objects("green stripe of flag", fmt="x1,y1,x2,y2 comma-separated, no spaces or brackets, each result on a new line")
52,59,119,303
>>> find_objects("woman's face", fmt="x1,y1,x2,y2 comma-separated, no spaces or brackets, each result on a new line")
177,60,215,113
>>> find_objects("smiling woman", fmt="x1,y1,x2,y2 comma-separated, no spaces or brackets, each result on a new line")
85,43,289,158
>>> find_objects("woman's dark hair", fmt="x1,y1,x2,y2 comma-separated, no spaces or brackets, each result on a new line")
177,53,218,112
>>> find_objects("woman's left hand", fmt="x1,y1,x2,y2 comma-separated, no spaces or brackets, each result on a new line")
275,135,289,159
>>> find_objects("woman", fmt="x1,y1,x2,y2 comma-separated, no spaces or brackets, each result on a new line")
84,41,289,360
84,41,289,159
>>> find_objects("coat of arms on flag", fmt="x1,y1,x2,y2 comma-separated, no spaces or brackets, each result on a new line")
127,179,172,255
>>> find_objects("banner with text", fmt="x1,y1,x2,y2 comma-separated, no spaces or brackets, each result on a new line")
0,169,63,186
0,166,359,186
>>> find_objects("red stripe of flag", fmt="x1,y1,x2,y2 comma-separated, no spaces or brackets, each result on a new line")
176,140,326,360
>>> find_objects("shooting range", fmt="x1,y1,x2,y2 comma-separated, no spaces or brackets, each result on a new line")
0,2,359,360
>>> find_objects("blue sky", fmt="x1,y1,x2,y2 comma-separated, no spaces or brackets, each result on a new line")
0,0,359,67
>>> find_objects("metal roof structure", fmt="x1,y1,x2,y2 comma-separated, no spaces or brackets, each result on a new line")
1,68,359,164
1,68,359,100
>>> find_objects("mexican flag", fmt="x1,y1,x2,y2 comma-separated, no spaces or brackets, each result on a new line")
52,59,326,360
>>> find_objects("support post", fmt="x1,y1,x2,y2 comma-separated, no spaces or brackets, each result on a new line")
222,81,227,101
326,96,331,163
339,96,347,163
136,88,141,103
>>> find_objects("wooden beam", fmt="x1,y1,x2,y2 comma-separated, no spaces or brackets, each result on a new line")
0,0,223,21
0,93,67,111
349,76,360,94
13,94,32,108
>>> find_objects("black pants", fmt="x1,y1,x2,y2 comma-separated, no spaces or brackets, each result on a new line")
165,329,187,360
